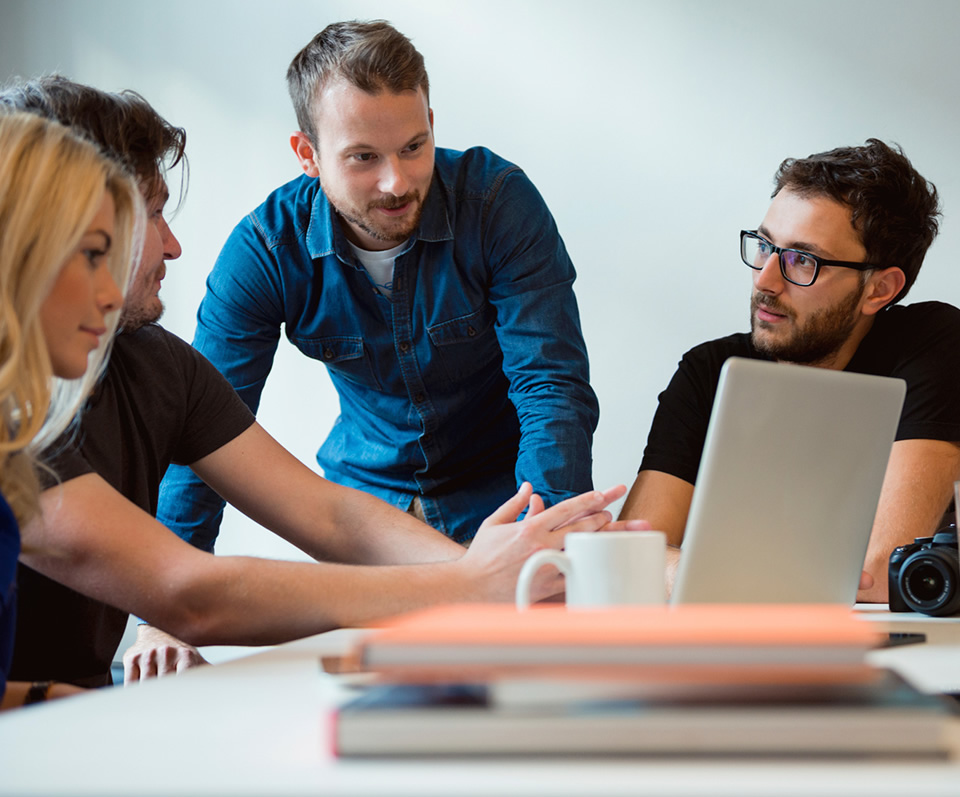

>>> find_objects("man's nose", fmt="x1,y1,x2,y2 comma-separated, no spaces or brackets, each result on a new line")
377,156,410,197
160,217,182,261
754,251,784,293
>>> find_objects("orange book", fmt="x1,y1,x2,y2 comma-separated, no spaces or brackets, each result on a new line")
353,604,884,686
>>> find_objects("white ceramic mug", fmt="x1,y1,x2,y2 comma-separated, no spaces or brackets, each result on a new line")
515,530,667,609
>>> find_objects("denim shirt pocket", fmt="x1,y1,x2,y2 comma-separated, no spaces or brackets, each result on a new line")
427,306,502,383
290,334,382,391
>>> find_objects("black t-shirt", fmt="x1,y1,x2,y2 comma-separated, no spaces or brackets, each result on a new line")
640,302,960,485
12,324,255,686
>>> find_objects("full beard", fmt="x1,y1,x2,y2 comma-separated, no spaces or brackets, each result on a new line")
750,283,864,366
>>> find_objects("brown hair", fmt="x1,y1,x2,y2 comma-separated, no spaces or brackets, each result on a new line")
287,20,429,146
0,74,187,206
773,139,940,305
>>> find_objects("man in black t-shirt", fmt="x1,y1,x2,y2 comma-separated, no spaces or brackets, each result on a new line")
620,140,960,602
4,77,639,689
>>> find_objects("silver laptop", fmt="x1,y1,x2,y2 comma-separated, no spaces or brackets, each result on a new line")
671,357,906,605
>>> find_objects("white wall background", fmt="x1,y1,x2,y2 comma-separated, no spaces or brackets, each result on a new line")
2,0,959,564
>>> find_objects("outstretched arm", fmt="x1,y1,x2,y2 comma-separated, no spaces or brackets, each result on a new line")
22,474,625,646
189,423,465,566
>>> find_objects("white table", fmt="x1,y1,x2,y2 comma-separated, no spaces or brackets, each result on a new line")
2,612,960,796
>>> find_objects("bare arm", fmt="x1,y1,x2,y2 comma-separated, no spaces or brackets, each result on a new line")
618,469,693,594
21,474,624,646
190,423,465,565
857,438,960,603
1,681,84,710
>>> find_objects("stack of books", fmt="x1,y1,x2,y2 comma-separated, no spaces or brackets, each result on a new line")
332,604,959,757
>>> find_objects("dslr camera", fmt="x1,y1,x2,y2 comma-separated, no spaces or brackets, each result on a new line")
888,524,960,616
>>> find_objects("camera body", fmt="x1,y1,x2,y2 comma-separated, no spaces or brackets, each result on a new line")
888,525,960,616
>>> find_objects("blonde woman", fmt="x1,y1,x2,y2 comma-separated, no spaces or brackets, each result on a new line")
0,111,140,707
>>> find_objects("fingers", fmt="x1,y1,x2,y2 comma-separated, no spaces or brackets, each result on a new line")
123,658,140,686
482,482,534,526
529,485,626,530
601,519,653,531
859,570,875,590
526,493,545,517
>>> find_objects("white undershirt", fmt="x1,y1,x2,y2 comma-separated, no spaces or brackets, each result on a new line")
348,239,408,298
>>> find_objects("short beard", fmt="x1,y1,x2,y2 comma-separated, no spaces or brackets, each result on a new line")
338,190,424,246
750,279,865,365
120,301,164,333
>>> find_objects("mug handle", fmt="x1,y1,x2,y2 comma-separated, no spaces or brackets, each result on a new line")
515,549,572,610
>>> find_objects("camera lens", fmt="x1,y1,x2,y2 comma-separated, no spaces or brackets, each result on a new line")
907,564,945,602
900,547,960,616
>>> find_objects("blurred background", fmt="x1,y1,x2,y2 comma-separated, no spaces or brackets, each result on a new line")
2,0,958,563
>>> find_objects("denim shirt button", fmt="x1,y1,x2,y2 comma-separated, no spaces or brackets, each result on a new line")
414,392,425,404
323,348,334,360
467,326,477,337
399,341,411,353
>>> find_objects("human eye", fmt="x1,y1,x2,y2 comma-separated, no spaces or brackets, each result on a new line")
83,248,109,269
351,152,377,163
756,238,773,257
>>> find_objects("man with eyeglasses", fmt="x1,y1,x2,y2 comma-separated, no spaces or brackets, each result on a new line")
620,139,960,602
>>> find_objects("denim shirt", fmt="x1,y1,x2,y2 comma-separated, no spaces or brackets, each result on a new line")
157,146,598,545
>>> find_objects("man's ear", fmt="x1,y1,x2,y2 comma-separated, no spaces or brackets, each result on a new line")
861,267,906,316
290,132,320,178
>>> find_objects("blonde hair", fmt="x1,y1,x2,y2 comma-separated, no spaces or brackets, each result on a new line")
0,111,142,526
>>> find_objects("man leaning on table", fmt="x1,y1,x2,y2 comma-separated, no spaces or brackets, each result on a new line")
157,19,600,552
1,76,638,698
619,139,960,602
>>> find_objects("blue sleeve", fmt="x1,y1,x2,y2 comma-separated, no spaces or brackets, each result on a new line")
484,168,599,506
156,216,285,550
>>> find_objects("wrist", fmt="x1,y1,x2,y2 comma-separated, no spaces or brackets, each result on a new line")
24,681,53,706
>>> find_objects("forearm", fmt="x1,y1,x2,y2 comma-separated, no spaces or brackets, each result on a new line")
166,555,477,646
318,485,464,564
193,424,464,565
857,439,960,602
1,681,82,710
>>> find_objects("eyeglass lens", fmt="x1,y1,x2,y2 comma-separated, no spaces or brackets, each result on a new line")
742,234,817,286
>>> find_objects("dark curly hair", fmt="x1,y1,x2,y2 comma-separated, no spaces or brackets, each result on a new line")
0,74,187,206
773,139,939,305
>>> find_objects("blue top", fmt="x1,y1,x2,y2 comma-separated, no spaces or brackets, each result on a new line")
158,146,598,545
0,491,20,703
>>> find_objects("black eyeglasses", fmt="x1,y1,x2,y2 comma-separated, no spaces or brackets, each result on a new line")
740,230,879,287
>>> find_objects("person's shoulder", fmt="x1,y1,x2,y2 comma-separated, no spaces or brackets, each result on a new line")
239,173,321,241
875,301,960,336
115,323,199,365
682,332,756,363
435,146,522,188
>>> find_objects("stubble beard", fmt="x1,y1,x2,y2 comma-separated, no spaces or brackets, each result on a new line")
750,282,865,366
120,297,164,332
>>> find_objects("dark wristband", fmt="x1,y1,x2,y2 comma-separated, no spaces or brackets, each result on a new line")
24,681,53,705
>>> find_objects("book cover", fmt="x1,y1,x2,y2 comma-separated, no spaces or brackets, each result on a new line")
354,604,883,682
333,673,959,758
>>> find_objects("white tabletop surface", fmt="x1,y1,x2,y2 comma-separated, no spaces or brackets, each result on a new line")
2,611,960,796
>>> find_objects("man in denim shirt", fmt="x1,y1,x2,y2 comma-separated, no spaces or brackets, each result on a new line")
158,20,599,546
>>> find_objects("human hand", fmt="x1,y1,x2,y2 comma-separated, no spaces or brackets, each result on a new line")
460,483,627,603
859,570,874,591
123,624,209,685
